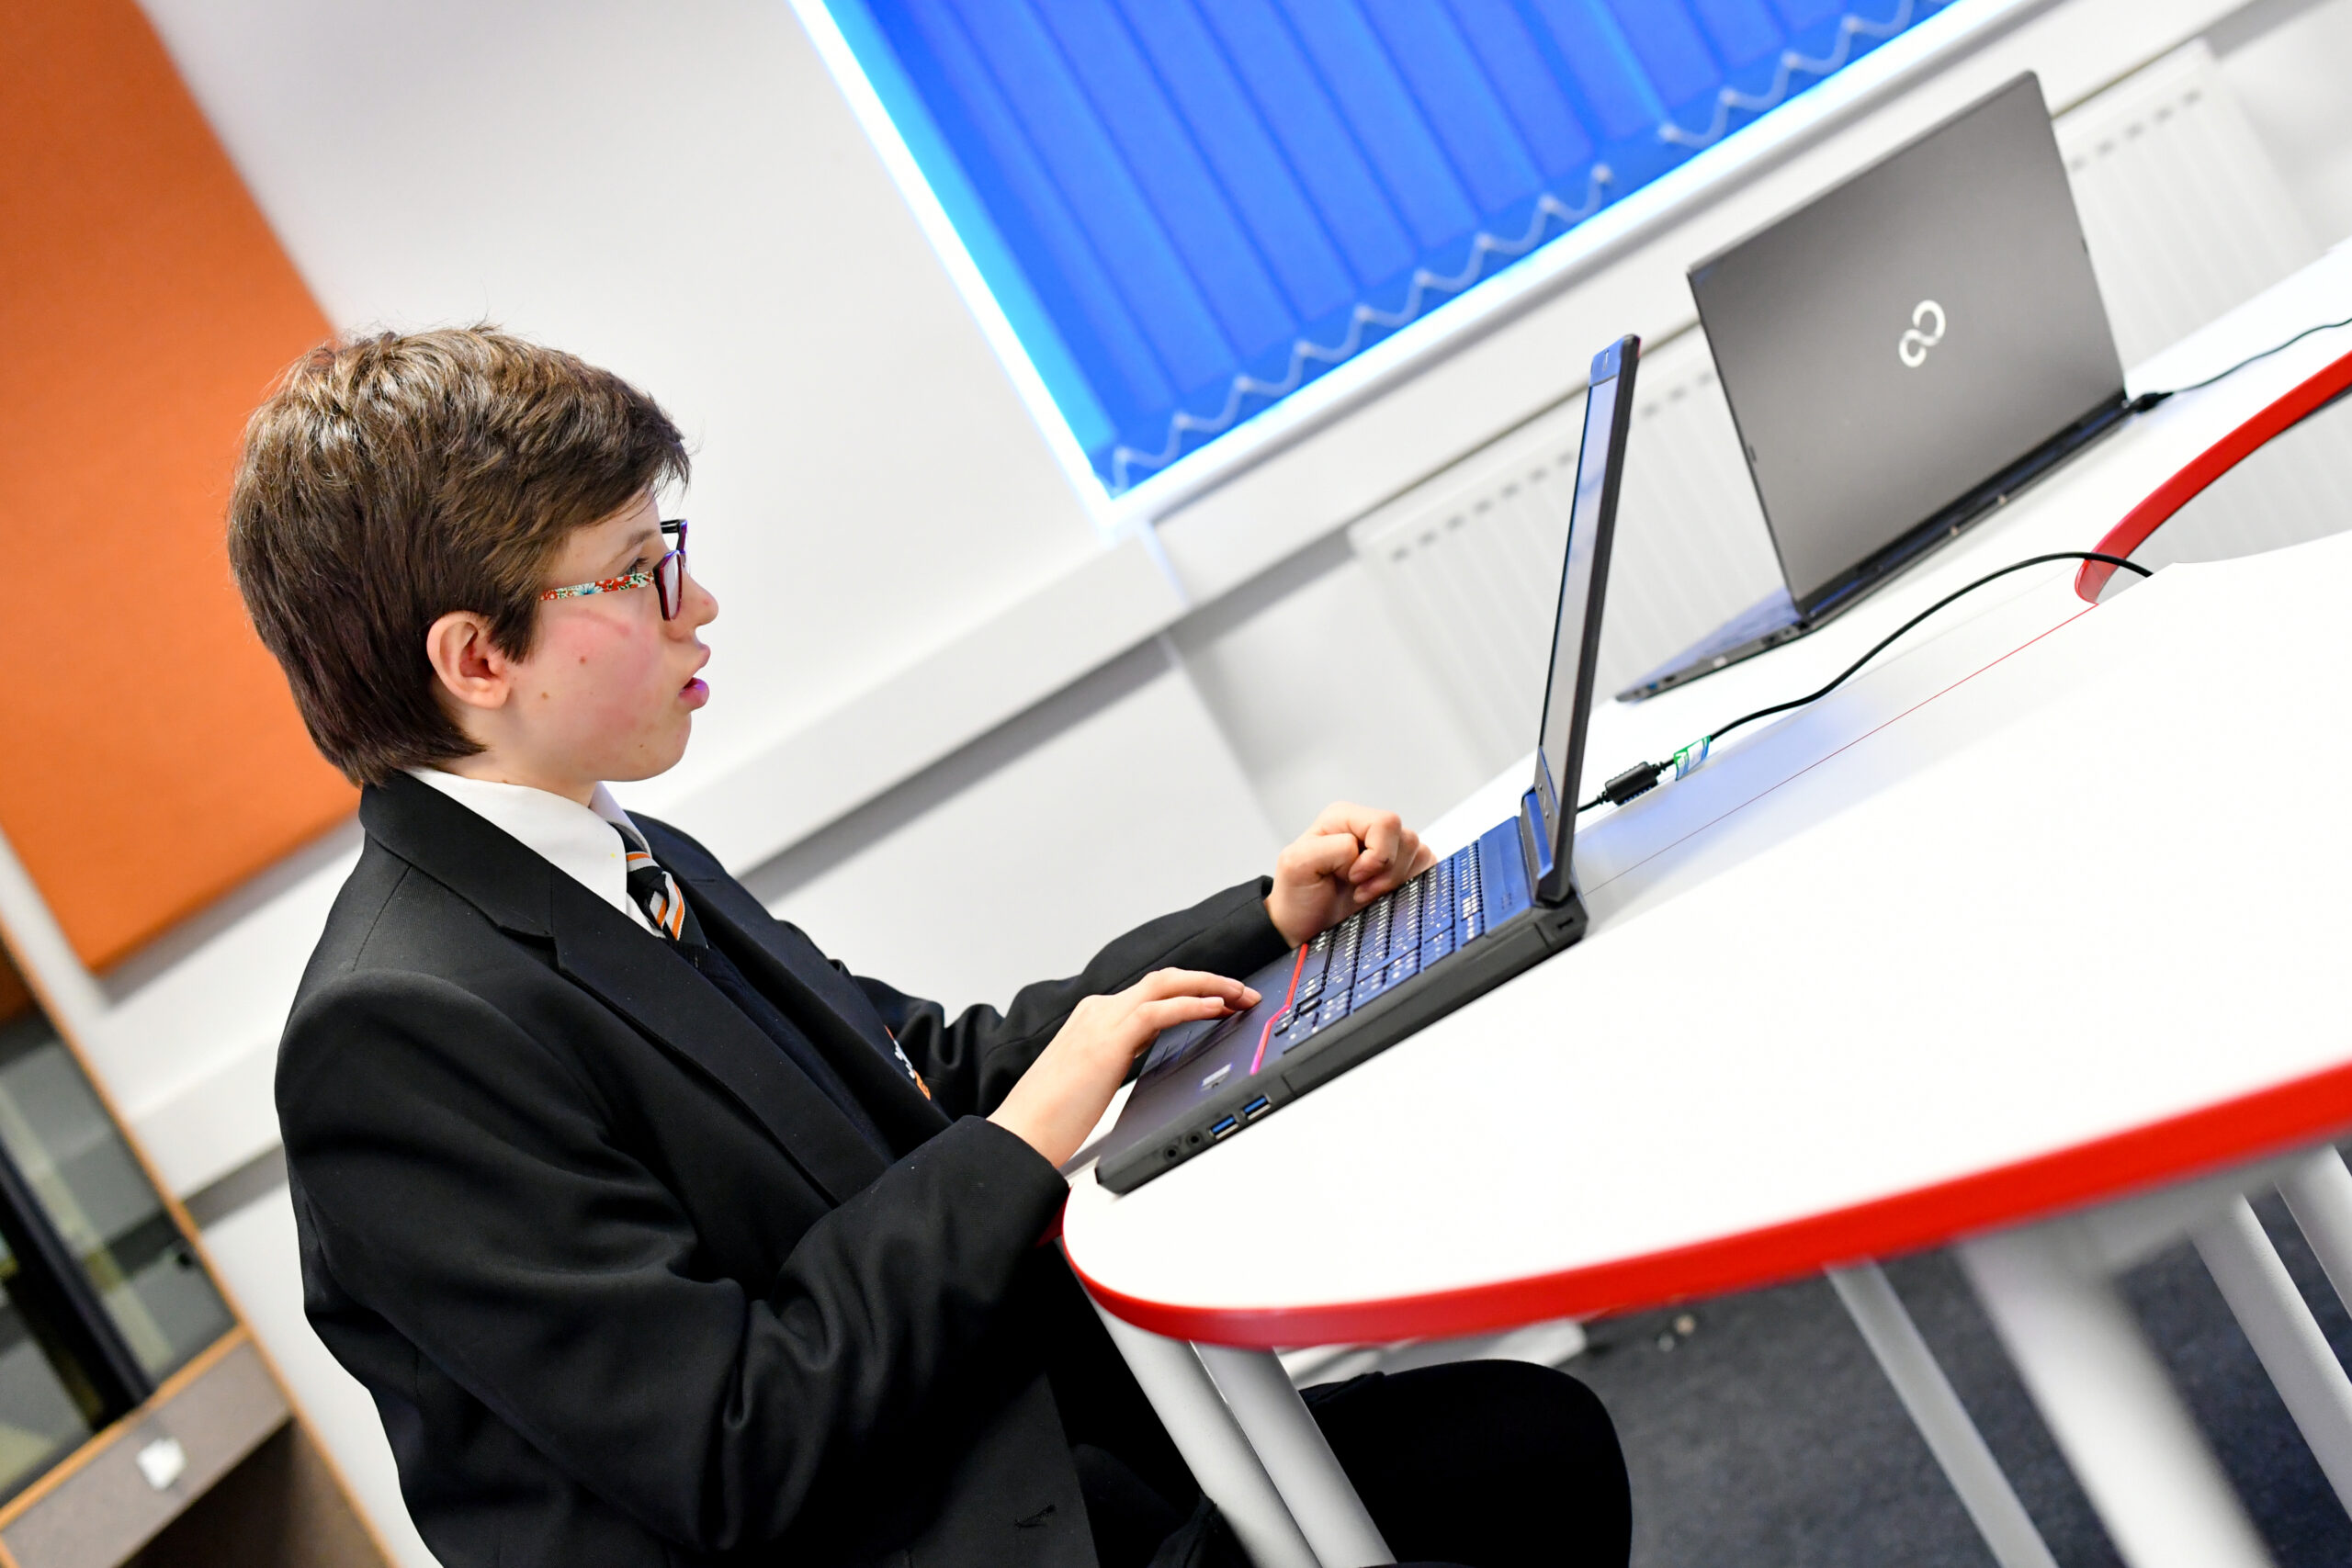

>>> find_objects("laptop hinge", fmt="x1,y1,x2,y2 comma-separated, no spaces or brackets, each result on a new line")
1517,790,1560,903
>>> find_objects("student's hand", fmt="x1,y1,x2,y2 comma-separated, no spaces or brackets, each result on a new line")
991,969,1261,1169
1265,802,1438,947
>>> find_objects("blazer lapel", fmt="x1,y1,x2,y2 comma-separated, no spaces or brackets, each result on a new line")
545,882,888,1203
361,775,887,1205
673,868,954,1152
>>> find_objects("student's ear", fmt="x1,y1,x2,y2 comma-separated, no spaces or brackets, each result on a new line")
424,611,515,713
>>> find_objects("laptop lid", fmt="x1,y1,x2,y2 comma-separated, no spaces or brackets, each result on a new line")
1525,335,1639,907
1689,73,2123,611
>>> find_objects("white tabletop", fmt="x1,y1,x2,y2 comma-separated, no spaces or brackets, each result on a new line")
1064,254,2352,1349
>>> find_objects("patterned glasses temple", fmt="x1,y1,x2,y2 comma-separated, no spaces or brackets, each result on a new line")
539,520,688,618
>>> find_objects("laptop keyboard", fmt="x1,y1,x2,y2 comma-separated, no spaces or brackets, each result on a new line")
1258,840,1488,1062
1133,834,1512,1085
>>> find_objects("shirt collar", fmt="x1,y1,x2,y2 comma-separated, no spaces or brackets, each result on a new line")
408,769,654,934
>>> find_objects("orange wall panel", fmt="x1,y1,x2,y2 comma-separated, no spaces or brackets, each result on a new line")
0,0,354,969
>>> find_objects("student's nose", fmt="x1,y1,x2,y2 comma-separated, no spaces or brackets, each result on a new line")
678,569,718,628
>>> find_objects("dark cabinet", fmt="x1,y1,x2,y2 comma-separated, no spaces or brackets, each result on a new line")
0,1011,234,1412
0,956,386,1566
0,1226,100,1504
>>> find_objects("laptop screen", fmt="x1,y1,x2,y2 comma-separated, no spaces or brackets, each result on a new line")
1688,74,2122,610
1530,337,1637,904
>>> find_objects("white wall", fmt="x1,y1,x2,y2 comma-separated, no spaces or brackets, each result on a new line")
748,647,1281,1012
137,0,1103,786
1168,538,1496,838
14,0,2340,1559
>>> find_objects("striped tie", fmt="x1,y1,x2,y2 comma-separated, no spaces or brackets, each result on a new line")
615,827,705,946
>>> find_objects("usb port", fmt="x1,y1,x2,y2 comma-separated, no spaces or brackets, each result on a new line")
1241,1097,1272,1121
1209,1116,1239,1140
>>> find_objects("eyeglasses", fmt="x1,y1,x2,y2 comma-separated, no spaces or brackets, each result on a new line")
540,519,689,620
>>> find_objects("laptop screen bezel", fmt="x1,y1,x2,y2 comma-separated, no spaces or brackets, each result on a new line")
1528,334,1640,908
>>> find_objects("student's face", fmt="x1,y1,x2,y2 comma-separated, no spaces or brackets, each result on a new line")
515,493,718,787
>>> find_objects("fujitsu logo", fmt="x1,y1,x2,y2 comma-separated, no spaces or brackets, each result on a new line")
1898,300,1947,367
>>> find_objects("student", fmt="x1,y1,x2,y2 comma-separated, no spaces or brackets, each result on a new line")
230,328,1630,1568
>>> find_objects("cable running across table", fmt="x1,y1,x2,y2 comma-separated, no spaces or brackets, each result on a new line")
1579,551,2154,814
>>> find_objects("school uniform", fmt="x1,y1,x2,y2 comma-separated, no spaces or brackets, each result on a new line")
278,770,1627,1568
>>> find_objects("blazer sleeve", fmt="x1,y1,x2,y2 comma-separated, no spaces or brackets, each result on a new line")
278,971,1070,1555
851,877,1293,1118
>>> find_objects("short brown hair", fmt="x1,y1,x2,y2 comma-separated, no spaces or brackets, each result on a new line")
228,327,688,785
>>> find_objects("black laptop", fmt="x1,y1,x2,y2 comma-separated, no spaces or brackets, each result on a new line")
1621,73,2132,702
1095,336,1641,1194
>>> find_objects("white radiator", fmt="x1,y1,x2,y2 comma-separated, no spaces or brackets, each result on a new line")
1350,329,1777,762
2058,41,2317,370
1354,39,2335,772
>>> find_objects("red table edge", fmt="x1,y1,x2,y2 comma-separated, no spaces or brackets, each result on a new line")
2075,344,2352,601
1074,1059,2352,1348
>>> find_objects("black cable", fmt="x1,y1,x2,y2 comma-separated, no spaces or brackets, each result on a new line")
1577,549,2154,813
1702,550,2151,744
2132,314,2352,412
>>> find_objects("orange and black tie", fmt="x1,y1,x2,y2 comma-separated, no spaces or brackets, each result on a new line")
615,827,707,947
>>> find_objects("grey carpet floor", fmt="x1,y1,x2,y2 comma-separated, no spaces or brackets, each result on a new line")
1564,1191,2352,1567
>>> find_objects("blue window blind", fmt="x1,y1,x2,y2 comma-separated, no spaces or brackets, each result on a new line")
822,0,1946,494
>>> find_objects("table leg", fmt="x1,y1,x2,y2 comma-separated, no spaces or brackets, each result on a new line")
1958,1222,2275,1568
1827,1264,2059,1568
2191,1196,2352,1514
2278,1146,2352,1316
1194,1344,1395,1568
1084,1300,1322,1568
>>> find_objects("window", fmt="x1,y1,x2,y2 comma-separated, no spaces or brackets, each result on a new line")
810,0,1949,498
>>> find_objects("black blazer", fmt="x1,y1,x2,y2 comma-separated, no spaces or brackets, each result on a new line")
279,773,1288,1568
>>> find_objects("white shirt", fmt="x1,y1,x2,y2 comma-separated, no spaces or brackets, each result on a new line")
409,769,657,935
